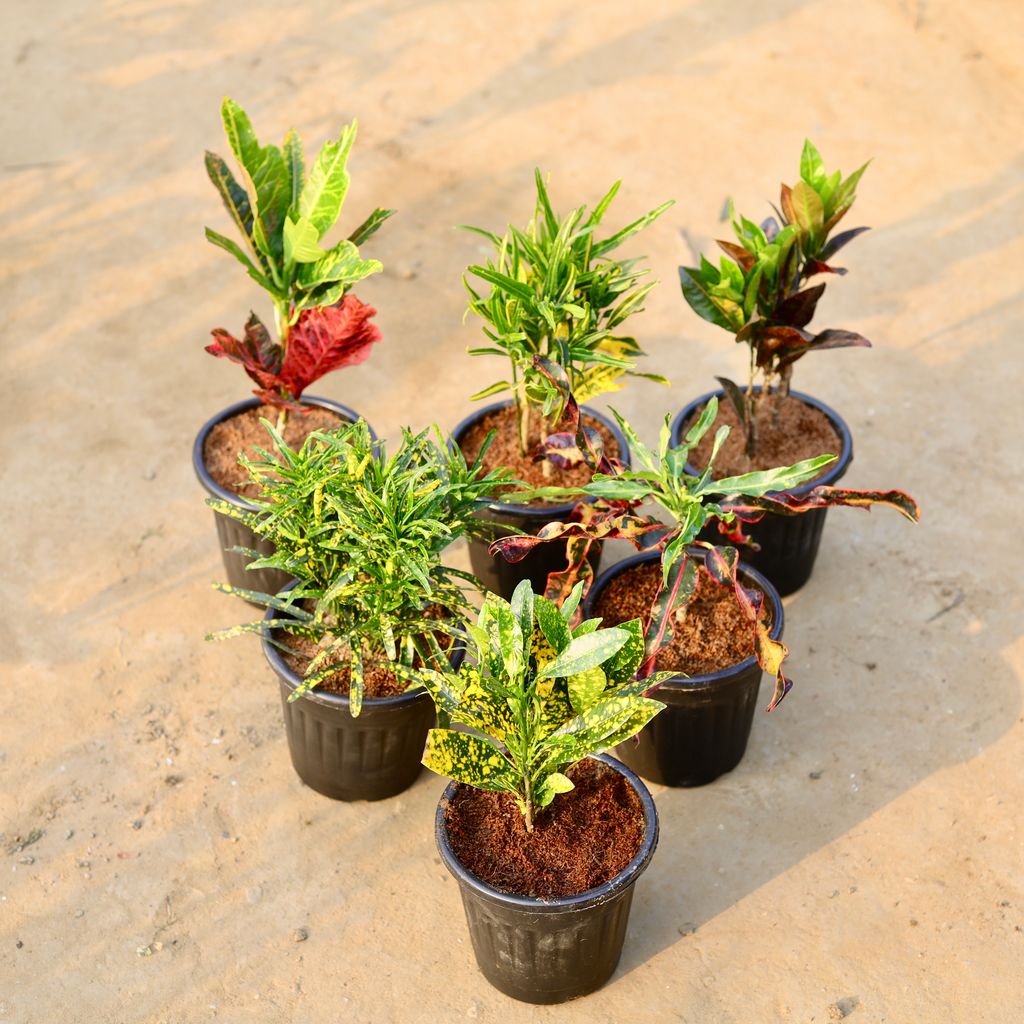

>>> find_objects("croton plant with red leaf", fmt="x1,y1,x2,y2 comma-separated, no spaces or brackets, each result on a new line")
204,98,392,419
679,140,872,458
492,392,919,711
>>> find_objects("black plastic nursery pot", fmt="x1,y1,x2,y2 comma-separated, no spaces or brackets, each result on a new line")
435,753,659,1004
586,549,785,788
671,387,853,596
192,396,370,602
450,401,632,600
261,601,464,801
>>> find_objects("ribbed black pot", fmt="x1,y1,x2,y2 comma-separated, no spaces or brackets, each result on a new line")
450,401,631,600
671,388,853,596
260,599,460,802
436,753,658,1003
192,396,370,602
586,549,784,788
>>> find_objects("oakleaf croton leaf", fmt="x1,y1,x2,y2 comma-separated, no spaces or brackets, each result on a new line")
206,294,381,409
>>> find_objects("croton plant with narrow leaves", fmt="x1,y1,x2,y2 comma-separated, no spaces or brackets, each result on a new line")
206,419,511,715
204,98,393,415
679,140,872,457
463,169,672,464
493,390,919,711
417,580,670,832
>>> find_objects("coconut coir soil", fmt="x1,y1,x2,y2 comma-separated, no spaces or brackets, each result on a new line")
445,758,644,899
594,560,769,676
687,392,841,482
457,404,619,503
203,405,347,500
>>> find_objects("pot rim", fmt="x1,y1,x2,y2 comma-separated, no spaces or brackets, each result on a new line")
259,582,464,711
435,752,658,913
584,547,785,689
669,386,853,496
192,394,370,512
449,399,633,520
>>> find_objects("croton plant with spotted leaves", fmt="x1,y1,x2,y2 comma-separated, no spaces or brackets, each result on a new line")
203,98,392,416
417,579,671,832
493,379,920,711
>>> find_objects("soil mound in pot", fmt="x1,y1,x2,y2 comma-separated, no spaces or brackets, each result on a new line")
444,758,643,899
687,392,840,482
458,404,620,502
593,560,769,676
204,405,347,500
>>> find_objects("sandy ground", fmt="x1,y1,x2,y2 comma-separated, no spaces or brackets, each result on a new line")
2,1,1023,1021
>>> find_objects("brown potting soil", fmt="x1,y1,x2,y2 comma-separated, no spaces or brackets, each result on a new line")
203,405,349,500
457,404,620,503
593,559,769,676
687,392,841,483
444,758,645,899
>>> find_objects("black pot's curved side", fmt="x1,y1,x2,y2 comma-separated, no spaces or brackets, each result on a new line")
193,396,370,601
670,387,854,596
260,602,461,802
435,753,658,1004
450,401,632,600
586,549,784,788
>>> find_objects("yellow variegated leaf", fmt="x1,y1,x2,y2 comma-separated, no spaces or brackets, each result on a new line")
422,729,518,793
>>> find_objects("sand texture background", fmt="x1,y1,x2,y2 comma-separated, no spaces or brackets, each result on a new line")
1,1,1022,1021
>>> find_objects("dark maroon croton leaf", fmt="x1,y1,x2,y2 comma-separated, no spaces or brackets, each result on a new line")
206,295,381,409
720,486,920,523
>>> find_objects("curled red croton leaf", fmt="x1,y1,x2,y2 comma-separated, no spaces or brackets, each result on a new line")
205,294,382,410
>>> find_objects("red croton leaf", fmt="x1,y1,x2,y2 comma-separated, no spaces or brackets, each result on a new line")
206,312,283,396
205,296,381,410
278,294,381,403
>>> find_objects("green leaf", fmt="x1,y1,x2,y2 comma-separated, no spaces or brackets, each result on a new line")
713,454,836,496
534,594,571,653
602,618,645,684
536,628,630,680
535,772,574,808
283,127,304,215
283,215,327,265
422,729,518,792
790,181,825,232
679,266,742,331
204,151,259,257
567,665,607,713
299,122,356,237
204,228,273,291
800,139,826,187
683,395,719,449
348,207,396,246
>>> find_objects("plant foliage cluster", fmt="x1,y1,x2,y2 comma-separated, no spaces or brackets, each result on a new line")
679,141,872,456
418,580,671,831
495,395,920,710
208,419,511,714
463,170,672,458
204,98,393,410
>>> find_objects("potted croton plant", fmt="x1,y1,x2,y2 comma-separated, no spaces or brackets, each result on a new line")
451,169,672,598
193,97,392,596
493,397,919,786
676,140,875,593
416,580,672,1003
207,418,510,801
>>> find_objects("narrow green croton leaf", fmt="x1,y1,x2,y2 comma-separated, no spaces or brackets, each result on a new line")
349,645,364,717
534,594,571,654
282,127,304,215
712,454,836,497
348,207,396,246
204,228,273,290
535,628,629,680
422,729,518,793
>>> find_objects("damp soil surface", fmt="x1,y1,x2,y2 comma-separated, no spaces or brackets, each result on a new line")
687,392,841,483
593,560,769,676
444,758,645,899
457,404,620,505
203,404,349,500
